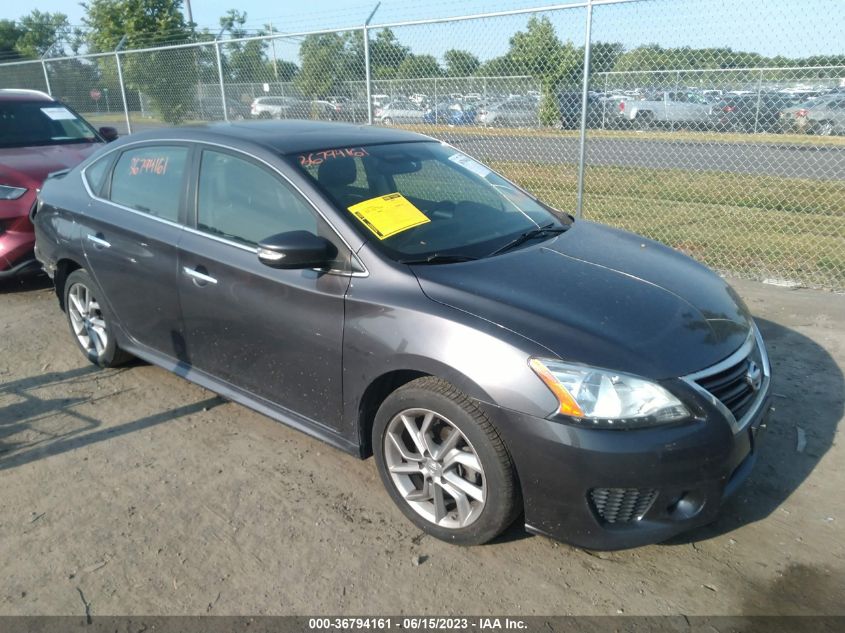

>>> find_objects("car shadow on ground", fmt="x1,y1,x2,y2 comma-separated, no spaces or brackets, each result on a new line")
666,316,844,544
0,363,225,471
0,273,52,293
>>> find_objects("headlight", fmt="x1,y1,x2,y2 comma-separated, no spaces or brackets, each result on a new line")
529,358,690,429
0,185,27,200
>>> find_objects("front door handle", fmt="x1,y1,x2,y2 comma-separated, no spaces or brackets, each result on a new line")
183,266,218,285
87,234,111,249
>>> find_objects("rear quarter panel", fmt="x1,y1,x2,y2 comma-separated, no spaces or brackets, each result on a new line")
34,174,87,277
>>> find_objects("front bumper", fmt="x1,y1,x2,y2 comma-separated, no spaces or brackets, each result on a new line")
0,229,37,277
482,341,773,550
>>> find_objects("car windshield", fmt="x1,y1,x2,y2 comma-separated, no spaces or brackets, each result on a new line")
0,100,99,148
291,141,570,262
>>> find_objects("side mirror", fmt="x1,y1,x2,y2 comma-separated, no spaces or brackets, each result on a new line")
257,231,337,270
99,126,119,142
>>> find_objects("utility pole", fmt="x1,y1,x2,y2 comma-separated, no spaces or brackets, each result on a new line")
184,0,194,26
269,21,279,81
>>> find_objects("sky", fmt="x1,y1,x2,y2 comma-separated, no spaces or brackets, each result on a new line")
1,0,843,65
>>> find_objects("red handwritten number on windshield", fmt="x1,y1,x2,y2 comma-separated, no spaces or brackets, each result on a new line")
299,147,368,167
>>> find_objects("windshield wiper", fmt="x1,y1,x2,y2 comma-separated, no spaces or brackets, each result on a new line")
487,223,568,257
399,253,478,265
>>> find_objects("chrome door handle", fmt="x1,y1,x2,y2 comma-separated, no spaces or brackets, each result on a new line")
182,266,218,285
87,234,111,248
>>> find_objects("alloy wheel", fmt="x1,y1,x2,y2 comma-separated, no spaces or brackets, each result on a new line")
67,282,108,359
383,408,486,529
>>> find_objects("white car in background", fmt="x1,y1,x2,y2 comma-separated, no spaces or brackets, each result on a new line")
250,96,309,119
375,99,426,125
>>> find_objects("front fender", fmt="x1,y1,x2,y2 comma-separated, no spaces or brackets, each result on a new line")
341,267,559,445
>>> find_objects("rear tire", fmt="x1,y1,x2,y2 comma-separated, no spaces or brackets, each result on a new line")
373,377,520,545
635,111,653,130
64,269,132,368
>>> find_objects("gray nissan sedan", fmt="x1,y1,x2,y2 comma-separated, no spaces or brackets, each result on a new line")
33,121,772,549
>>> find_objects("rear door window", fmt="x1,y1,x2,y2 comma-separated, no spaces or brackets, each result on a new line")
109,145,189,222
84,155,113,196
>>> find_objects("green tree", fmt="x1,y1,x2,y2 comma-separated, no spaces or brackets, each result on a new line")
444,49,480,77
218,10,274,82
369,29,408,79
83,0,194,123
475,54,516,77
396,54,442,80
0,20,23,60
16,11,71,58
508,16,580,125
590,41,624,75
296,32,347,98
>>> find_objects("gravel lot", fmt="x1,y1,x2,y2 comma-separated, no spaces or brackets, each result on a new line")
1,275,843,616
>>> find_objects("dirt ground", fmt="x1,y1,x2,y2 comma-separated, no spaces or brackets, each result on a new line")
1,275,843,616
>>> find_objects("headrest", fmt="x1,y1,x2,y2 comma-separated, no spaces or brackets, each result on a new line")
317,157,357,187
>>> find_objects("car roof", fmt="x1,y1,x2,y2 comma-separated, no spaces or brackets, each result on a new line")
0,89,54,102
115,120,433,155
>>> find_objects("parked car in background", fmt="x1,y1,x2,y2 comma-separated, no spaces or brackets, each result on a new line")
423,101,477,126
331,98,370,123
376,99,426,125
712,94,803,133
424,103,477,126
554,92,608,129
804,95,845,135
423,101,456,125
250,96,310,120
370,94,390,110
194,96,251,121
0,89,116,279
617,91,713,129
310,100,341,121
778,98,818,134
34,120,771,550
777,95,838,134
477,97,539,127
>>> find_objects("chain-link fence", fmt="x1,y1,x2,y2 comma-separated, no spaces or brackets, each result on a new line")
1,0,843,288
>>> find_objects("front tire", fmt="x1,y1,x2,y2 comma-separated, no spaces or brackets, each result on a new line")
815,120,834,136
64,269,132,368
373,377,520,545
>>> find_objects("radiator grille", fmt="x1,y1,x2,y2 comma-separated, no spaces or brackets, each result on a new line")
694,340,763,422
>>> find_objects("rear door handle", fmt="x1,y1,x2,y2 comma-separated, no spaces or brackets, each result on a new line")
183,266,218,285
87,234,111,249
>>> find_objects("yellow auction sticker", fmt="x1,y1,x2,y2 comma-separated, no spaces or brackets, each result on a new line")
348,193,431,240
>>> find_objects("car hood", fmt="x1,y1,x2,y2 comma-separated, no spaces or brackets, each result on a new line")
0,142,102,187
412,220,752,379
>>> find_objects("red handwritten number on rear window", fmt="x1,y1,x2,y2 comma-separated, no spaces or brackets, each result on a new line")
129,156,170,176
299,147,368,167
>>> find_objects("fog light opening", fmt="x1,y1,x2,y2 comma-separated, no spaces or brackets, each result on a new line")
666,491,705,520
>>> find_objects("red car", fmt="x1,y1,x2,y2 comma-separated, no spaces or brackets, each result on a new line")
0,89,118,278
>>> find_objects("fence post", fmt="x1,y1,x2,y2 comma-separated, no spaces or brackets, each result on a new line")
40,60,52,96
363,3,381,125
575,0,594,219
752,68,763,134
364,26,373,125
601,72,608,129
114,44,132,134
214,39,228,122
